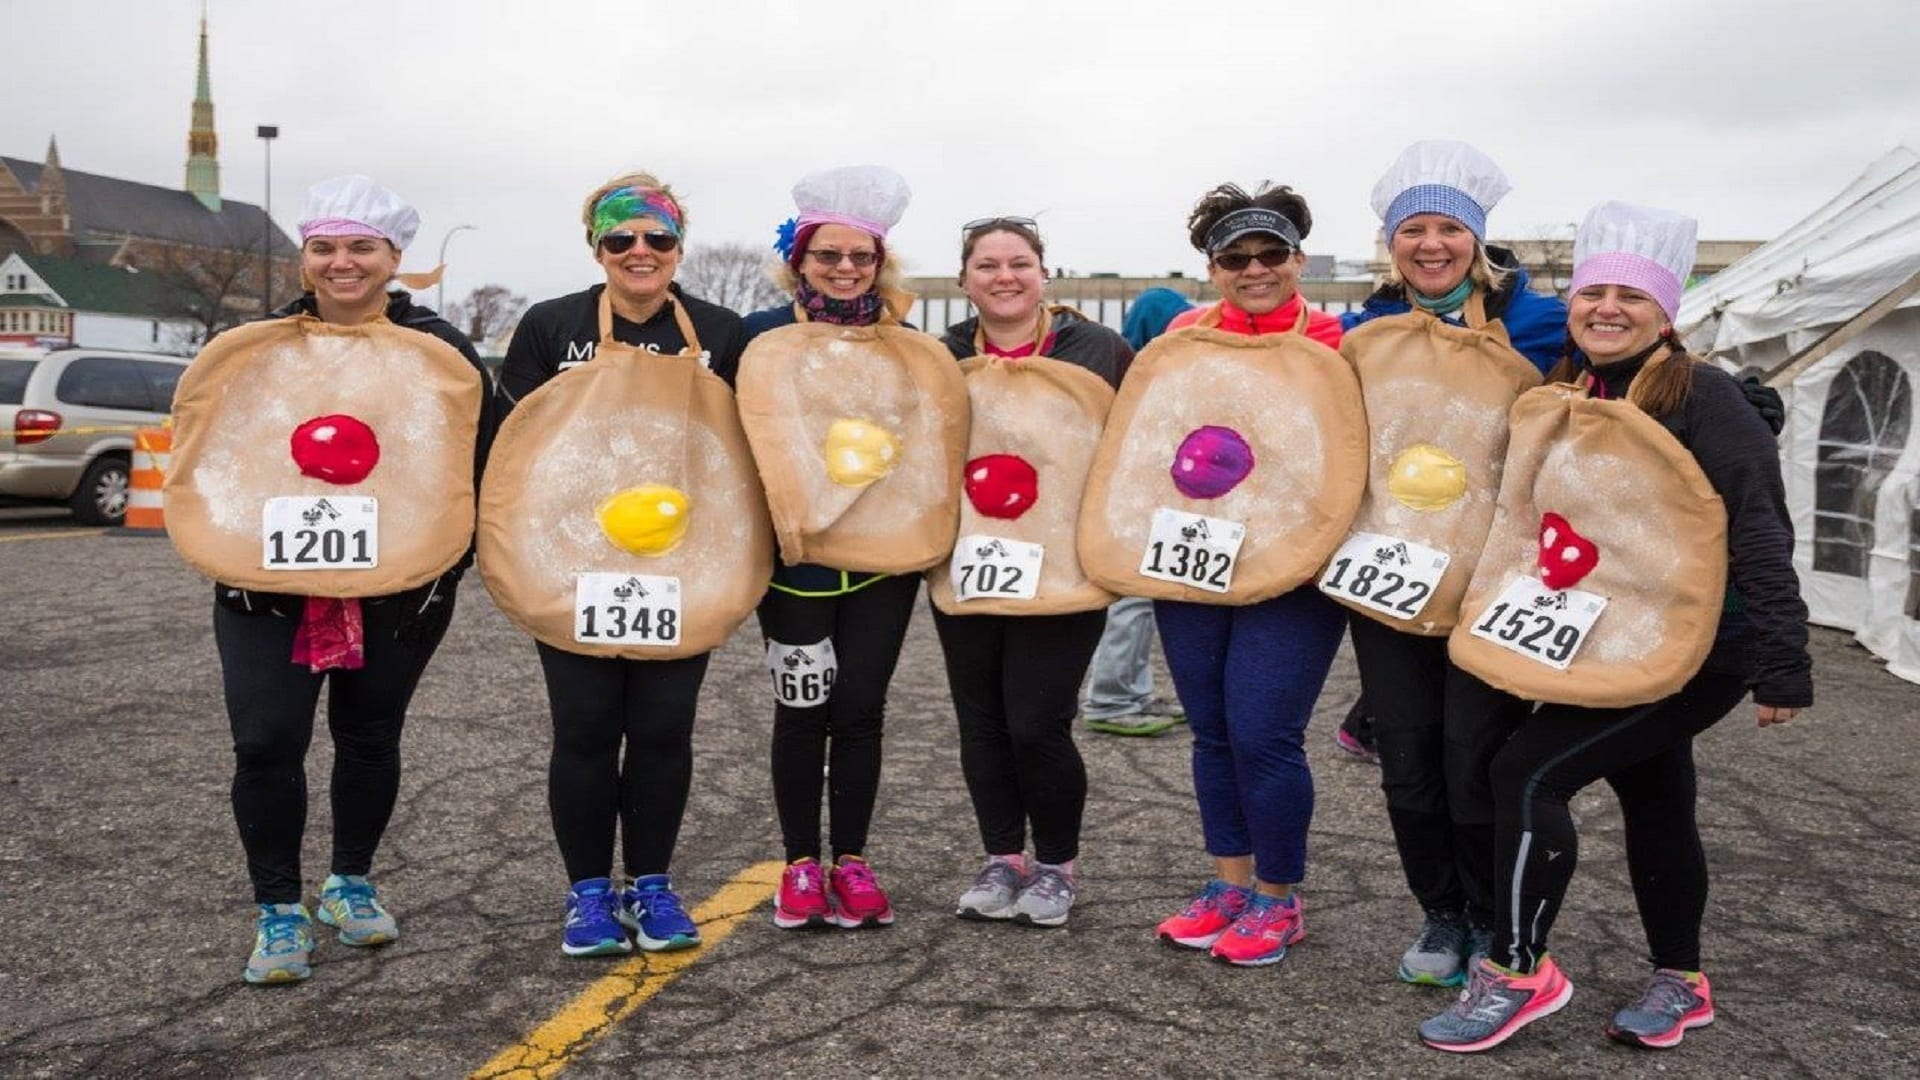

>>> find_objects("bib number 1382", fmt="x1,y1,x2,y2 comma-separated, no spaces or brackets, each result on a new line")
262,496,378,570
575,573,682,646
1467,575,1608,670
1139,508,1244,593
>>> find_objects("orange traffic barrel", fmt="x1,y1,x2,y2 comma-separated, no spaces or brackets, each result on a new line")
121,425,172,534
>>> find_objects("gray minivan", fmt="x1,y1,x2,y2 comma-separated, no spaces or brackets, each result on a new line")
0,347,191,525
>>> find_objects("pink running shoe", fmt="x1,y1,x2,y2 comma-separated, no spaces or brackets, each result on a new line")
1420,956,1575,1052
772,858,833,930
829,856,895,929
1208,892,1305,967
1156,880,1254,950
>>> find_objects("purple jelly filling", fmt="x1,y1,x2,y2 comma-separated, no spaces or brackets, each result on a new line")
1170,425,1255,499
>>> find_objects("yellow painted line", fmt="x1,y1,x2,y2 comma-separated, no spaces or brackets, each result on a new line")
472,860,784,1080
0,528,107,543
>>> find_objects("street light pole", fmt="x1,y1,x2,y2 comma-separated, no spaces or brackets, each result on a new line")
437,224,477,314
256,125,279,311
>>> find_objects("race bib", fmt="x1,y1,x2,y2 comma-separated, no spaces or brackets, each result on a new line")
1139,508,1245,594
1466,575,1607,670
573,572,683,647
951,534,1044,602
1318,531,1450,621
766,637,838,707
262,496,378,570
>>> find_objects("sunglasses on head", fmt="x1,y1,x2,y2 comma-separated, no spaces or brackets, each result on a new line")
962,216,1038,236
598,230,679,256
1212,245,1295,272
805,249,879,268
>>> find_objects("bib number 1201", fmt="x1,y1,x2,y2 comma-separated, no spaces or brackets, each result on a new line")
262,496,378,570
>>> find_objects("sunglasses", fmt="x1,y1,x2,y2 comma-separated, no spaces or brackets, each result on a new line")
598,230,680,256
1212,246,1295,272
962,216,1038,236
805,249,879,268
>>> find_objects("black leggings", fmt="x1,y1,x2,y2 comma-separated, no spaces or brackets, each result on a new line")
756,575,920,863
1490,668,1750,974
537,643,709,883
931,606,1106,865
1349,617,1529,929
216,597,451,905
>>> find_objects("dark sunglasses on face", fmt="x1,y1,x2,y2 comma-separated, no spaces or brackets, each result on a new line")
1212,246,1295,272
806,249,879,268
598,230,680,256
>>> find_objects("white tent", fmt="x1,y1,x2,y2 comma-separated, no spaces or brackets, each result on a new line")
1678,146,1920,684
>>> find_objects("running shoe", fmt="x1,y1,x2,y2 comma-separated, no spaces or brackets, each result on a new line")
828,856,895,929
772,857,834,930
1399,910,1470,987
244,903,315,985
956,858,1026,921
1420,955,1574,1052
1606,969,1714,1049
619,874,702,951
316,873,398,947
1466,925,1494,970
562,877,632,958
1011,864,1075,928
1155,879,1253,950
1209,891,1305,967
1084,712,1180,737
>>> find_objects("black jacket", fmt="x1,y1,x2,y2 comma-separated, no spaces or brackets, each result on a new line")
501,283,747,403
939,306,1133,389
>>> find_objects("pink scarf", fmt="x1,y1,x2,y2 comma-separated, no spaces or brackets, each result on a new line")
292,597,366,672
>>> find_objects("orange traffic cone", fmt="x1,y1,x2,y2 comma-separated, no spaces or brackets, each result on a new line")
116,425,171,535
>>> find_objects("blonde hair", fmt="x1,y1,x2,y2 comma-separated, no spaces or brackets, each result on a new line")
1384,239,1512,295
579,171,684,247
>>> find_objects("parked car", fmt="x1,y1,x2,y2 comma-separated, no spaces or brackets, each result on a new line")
0,347,191,525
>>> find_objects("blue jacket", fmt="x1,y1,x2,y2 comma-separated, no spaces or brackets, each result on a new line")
1340,247,1566,375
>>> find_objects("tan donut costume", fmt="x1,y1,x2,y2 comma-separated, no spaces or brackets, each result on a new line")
736,292,970,574
166,315,484,597
1449,358,1728,707
1327,292,1543,634
929,312,1117,615
478,293,773,660
1079,304,1368,604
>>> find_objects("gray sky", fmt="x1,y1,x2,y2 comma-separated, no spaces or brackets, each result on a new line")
6,0,1918,310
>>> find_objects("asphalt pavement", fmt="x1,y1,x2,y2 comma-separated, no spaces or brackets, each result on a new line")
1,513,1916,1078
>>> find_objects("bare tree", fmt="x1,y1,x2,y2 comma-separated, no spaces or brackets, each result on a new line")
138,227,292,346
449,284,527,349
678,242,786,313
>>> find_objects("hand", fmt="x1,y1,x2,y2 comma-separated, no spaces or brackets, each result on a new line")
395,571,459,647
1756,703,1799,727
1739,376,1786,435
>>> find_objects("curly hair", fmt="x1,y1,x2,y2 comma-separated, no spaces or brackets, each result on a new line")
1186,182,1313,253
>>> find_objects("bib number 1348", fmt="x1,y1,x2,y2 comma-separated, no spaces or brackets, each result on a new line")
262,496,378,570
1139,508,1244,593
575,573,682,646
1467,575,1608,670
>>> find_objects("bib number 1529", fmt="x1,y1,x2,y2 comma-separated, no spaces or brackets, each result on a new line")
1467,575,1607,670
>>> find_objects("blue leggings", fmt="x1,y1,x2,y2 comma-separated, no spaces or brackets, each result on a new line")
1156,586,1347,885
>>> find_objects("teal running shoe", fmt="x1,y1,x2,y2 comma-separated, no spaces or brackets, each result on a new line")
317,874,398,947
244,903,314,985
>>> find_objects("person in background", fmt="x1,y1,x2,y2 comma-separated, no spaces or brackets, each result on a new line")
1420,202,1811,1053
1078,286,1191,738
499,171,748,958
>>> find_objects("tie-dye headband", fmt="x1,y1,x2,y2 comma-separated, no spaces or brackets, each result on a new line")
590,187,684,245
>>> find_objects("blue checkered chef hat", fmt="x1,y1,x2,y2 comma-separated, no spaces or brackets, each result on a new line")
1370,140,1512,242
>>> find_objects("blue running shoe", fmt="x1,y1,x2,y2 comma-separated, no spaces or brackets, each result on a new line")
317,873,398,947
619,874,701,952
562,877,633,958
244,903,314,985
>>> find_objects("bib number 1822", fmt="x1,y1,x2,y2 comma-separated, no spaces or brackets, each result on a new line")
1318,531,1449,620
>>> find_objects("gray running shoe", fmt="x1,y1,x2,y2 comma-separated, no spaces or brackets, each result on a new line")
1420,956,1574,1053
1399,910,1470,986
1084,712,1179,737
1466,924,1495,970
956,859,1025,920
244,903,314,986
1012,864,1076,928
317,873,398,946
1606,969,1714,1049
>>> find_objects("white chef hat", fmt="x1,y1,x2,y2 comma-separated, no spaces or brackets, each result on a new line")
792,165,912,240
1569,201,1698,322
1370,140,1513,242
297,175,421,250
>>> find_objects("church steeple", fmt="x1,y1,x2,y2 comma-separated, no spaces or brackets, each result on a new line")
184,5,221,211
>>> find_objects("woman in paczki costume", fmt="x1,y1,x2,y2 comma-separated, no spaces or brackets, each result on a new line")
1419,202,1811,1053
1331,141,1566,989
932,216,1131,927
491,172,752,958
166,175,498,984
737,165,966,932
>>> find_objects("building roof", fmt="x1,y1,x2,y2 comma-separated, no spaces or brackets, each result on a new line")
1,156,296,257
13,253,187,317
